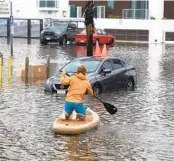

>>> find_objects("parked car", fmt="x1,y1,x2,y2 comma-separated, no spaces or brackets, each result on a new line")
40,21,79,45
44,57,137,94
75,29,115,46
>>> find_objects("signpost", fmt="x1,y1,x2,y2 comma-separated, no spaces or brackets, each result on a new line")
0,0,13,56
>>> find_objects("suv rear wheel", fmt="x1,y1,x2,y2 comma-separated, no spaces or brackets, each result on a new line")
109,39,114,46
60,36,67,45
40,40,48,45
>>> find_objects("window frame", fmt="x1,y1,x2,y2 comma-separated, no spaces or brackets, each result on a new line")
70,5,77,18
112,59,125,70
37,0,58,8
99,60,113,74
101,29,107,35
96,6,105,18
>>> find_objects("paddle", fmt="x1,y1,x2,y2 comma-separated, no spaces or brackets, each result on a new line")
94,95,117,115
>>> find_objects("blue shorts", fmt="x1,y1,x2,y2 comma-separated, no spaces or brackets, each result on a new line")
64,101,86,116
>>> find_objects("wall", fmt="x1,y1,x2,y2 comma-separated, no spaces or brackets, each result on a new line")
149,0,164,19
69,1,130,18
164,1,174,19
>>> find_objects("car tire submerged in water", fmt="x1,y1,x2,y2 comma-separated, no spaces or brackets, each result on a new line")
41,41,48,45
109,39,114,46
93,84,102,95
60,36,67,45
126,78,134,91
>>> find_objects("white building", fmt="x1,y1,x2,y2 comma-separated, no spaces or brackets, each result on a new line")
0,0,174,43
12,0,69,19
0,0,170,20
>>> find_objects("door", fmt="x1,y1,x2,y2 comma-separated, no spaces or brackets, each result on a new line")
111,59,126,89
97,60,114,91
96,29,105,44
67,23,78,41
101,29,111,43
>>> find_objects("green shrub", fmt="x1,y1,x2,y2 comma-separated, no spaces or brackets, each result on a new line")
150,16,156,20
108,14,121,19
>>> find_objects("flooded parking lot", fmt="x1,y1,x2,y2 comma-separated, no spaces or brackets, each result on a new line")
0,39,174,161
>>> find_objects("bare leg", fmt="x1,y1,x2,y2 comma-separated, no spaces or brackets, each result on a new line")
76,114,85,121
65,113,70,120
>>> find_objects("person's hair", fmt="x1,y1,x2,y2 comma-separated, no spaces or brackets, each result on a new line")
77,65,87,75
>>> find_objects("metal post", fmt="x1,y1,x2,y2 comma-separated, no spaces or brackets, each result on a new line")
40,19,43,36
7,56,12,89
27,19,31,44
7,18,10,43
10,1,13,56
46,55,50,79
25,57,29,84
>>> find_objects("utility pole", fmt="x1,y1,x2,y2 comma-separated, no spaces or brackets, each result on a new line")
83,0,96,56
10,0,13,56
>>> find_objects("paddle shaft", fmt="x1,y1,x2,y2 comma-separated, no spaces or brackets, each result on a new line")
94,95,117,115
94,95,104,103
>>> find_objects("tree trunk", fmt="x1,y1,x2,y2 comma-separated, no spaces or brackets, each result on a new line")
86,24,94,56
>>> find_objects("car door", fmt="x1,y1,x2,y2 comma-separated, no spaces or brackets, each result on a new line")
67,23,78,41
101,29,110,43
111,59,126,89
96,29,105,44
97,60,114,91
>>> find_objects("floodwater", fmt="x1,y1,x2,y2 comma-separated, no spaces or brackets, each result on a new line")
0,39,174,161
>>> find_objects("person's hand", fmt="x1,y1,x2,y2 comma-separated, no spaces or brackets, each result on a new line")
62,72,66,76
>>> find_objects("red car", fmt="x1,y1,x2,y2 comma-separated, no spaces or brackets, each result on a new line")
75,29,114,46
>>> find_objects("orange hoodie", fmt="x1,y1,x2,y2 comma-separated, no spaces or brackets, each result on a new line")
60,73,93,103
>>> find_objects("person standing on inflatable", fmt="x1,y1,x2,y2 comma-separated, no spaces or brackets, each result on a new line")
60,65,94,121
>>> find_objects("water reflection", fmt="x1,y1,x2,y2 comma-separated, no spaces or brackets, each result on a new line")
148,44,165,81
0,57,2,90
75,45,111,57
67,135,94,161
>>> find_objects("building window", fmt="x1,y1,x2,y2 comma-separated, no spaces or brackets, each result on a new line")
37,0,58,8
97,6,105,18
70,5,77,17
108,0,114,9
130,0,148,19
131,0,148,9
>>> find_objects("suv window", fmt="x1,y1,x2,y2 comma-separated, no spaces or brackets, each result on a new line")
112,59,123,70
99,60,112,73
50,23,68,32
97,29,102,35
101,30,107,35
68,23,77,29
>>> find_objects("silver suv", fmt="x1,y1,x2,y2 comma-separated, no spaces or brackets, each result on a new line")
40,21,79,45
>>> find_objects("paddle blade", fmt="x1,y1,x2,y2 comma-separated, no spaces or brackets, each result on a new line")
103,102,117,115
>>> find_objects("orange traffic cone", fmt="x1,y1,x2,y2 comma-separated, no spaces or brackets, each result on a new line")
101,44,107,56
94,41,101,56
